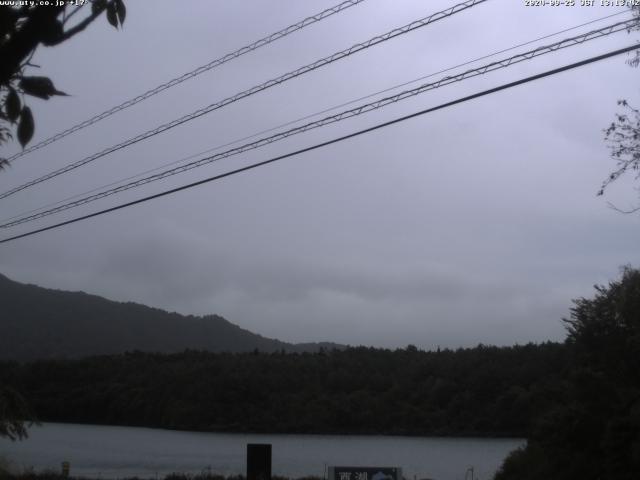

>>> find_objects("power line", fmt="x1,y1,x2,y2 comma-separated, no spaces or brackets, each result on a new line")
4,9,626,226
1,43,637,245
2,17,632,227
2,17,635,229
4,0,367,163
0,0,487,200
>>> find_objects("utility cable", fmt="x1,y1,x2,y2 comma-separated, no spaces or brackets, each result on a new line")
4,0,367,163
0,0,487,200
2,6,627,222
1,43,638,245
2,9,627,225
1,17,635,229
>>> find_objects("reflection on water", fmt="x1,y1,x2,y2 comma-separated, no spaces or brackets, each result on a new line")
0,423,523,480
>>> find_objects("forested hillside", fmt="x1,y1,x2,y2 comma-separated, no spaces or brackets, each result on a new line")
3,268,638,479
0,343,567,437
0,273,339,360
495,267,640,480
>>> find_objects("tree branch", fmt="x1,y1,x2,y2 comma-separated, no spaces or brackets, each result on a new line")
606,201,640,214
52,2,110,45
62,4,86,26
0,6,63,86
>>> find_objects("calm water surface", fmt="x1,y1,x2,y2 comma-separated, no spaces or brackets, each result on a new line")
0,423,523,480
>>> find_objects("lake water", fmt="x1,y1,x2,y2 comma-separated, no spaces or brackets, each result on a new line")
0,423,523,480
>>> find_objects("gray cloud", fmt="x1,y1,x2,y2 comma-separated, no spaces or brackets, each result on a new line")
1,0,639,349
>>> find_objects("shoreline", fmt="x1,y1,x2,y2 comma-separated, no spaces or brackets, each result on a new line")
1,423,523,480
22,421,527,441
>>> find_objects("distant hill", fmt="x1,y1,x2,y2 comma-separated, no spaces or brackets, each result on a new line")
0,273,342,361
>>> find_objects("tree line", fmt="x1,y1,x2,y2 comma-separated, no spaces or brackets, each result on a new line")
0,342,568,438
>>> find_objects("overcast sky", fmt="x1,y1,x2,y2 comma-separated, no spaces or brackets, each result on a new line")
1,0,639,349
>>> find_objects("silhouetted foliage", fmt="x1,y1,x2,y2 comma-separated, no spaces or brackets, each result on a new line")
600,6,640,210
0,384,35,441
0,1,126,434
602,99,640,212
0,342,568,438
0,1,126,166
495,266,640,480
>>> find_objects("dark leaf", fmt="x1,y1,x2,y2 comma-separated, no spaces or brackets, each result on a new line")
115,0,126,26
19,76,68,100
92,0,107,16
0,124,12,146
40,19,64,46
17,106,34,148
0,7,19,38
106,2,118,28
6,87,21,123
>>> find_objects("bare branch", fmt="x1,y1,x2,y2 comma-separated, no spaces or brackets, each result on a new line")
606,201,640,214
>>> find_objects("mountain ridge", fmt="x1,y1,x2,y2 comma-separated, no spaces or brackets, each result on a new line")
0,273,343,360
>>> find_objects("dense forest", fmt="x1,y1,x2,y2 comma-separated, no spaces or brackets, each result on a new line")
0,343,568,437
